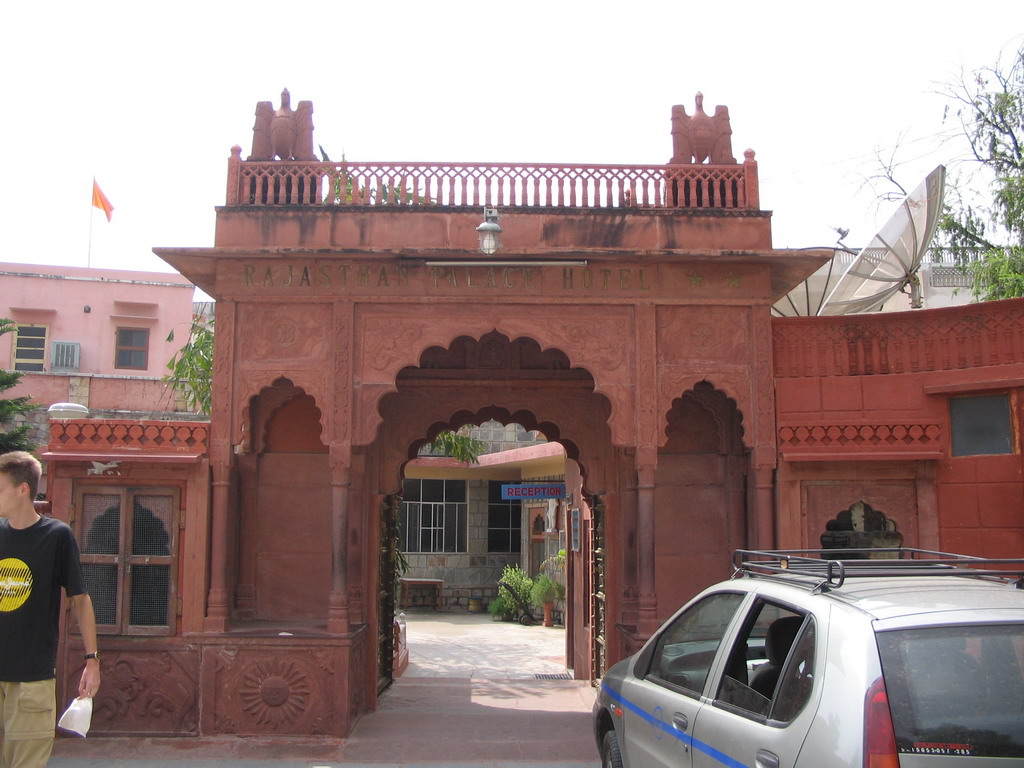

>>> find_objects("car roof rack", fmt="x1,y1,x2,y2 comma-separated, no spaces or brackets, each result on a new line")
732,548,1024,592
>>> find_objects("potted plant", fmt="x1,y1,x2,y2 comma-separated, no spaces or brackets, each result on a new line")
531,574,560,627
487,592,514,621
540,549,567,625
491,564,534,622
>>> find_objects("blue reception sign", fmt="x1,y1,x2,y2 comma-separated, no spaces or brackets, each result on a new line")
501,483,566,500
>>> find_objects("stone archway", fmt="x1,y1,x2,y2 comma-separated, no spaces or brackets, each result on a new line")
235,378,331,624
653,381,748,620
360,331,618,682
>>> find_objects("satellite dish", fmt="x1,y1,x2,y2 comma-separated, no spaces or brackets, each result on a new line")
771,247,856,317
819,165,946,315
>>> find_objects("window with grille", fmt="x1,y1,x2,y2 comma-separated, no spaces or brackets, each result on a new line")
51,341,81,372
13,324,47,372
399,479,467,553
487,481,522,553
77,486,178,636
114,327,149,370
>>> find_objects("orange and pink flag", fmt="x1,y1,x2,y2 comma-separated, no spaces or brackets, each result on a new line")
92,179,113,222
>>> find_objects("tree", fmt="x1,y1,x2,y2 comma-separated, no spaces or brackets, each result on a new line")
0,319,37,453
938,45,1024,300
164,313,214,416
428,428,485,464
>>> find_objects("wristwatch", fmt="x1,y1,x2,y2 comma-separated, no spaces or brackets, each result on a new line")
84,652,101,662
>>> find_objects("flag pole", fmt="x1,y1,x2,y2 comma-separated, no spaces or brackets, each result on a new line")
87,180,95,268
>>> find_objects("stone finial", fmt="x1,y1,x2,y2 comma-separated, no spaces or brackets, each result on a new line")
248,88,317,161
670,92,736,165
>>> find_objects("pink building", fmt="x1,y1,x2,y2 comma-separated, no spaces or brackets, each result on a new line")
1,262,200,453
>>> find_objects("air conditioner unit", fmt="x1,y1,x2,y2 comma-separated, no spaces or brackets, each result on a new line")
51,341,81,372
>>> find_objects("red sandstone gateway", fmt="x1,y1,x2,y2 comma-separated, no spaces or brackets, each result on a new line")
594,550,1024,768
33,86,1024,741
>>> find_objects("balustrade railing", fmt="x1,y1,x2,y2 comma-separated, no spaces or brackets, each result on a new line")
225,147,759,211
48,420,209,455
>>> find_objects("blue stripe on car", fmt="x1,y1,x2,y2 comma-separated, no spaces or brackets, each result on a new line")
601,682,750,768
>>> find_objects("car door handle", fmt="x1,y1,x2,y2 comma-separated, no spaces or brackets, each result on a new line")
672,712,689,732
755,749,780,768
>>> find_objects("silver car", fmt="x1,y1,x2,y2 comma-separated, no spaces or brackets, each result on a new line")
593,549,1024,768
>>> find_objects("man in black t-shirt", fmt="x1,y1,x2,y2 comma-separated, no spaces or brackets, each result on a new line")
0,451,100,767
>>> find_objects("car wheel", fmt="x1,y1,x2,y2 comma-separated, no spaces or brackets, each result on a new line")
520,614,533,626
601,729,624,768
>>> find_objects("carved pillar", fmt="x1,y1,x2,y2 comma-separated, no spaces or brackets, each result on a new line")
328,300,354,633
226,145,242,206
328,448,351,633
743,148,759,209
205,469,231,632
635,305,660,636
616,451,639,626
750,306,776,550
233,453,259,620
205,299,236,633
915,462,940,550
752,457,776,550
635,449,659,636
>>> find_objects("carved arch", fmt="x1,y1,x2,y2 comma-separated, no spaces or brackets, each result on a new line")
408,405,583,462
380,404,595,498
354,307,634,446
238,376,329,454
658,373,752,450
663,380,746,454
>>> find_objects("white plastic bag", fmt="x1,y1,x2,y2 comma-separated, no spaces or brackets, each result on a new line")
57,697,93,737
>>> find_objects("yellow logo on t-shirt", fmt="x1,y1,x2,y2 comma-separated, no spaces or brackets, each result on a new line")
0,558,32,612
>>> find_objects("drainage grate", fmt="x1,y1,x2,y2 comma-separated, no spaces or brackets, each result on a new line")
535,673,573,680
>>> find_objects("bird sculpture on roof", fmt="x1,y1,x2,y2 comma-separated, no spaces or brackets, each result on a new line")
670,92,736,165
248,88,317,161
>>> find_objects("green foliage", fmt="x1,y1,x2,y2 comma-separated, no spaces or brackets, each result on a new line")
938,45,1024,300
531,574,559,606
394,547,409,578
497,563,533,615
429,429,486,464
965,246,1024,300
324,166,432,205
487,593,512,619
540,549,567,575
536,550,567,605
0,319,36,453
164,314,214,415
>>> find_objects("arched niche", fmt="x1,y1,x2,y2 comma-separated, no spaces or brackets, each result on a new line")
652,381,749,622
239,376,328,454
663,381,745,454
234,377,331,624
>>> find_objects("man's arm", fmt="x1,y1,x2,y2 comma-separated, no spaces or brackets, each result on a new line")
69,592,101,698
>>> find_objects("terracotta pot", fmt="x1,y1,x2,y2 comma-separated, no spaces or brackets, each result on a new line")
542,602,554,627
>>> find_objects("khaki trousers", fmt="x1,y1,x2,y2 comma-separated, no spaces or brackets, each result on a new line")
0,679,55,768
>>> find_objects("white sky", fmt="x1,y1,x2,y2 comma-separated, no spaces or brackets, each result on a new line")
2,1,1020,278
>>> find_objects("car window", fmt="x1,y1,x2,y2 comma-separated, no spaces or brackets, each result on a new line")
715,600,815,722
646,591,744,695
771,620,815,721
877,624,1024,759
